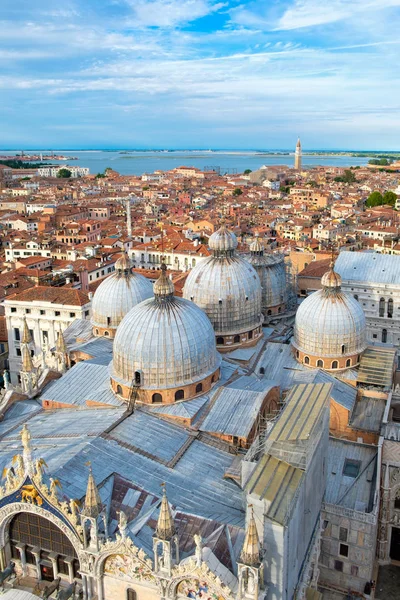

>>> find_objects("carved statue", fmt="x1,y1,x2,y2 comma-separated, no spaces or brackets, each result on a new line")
49,478,62,501
12,454,24,479
3,370,10,390
0,561,15,589
194,534,203,565
21,424,31,452
35,458,48,481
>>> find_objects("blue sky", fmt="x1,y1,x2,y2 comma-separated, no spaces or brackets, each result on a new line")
1,0,400,150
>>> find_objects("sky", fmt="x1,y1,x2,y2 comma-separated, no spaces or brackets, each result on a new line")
1,0,400,150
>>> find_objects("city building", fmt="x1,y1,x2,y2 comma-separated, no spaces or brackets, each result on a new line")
294,138,302,171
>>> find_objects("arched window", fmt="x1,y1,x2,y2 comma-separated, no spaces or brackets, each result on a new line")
379,297,385,317
127,590,137,600
354,294,358,301
346,358,351,367
10,513,77,561
388,298,393,318
382,329,387,343
304,356,310,365
95,328,99,335
116,385,122,395
317,359,324,368
267,310,272,316
331,360,338,369
278,307,281,314
248,330,253,340
296,350,299,358
175,389,184,401
104,330,109,337
216,337,224,345
341,344,346,355
234,335,240,343
134,371,141,385
152,393,162,403
195,383,203,394
259,367,265,375
212,373,217,383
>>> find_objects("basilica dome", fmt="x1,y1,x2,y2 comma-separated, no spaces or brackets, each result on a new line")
91,253,153,338
292,261,367,370
248,238,288,318
183,224,263,352
110,264,221,404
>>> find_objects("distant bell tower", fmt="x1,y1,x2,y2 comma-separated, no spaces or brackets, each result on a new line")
295,137,302,170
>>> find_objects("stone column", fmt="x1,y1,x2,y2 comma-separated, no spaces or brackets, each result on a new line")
81,574,88,600
0,546,6,572
87,575,93,600
96,575,104,600
16,544,27,577
65,556,74,584
31,545,41,580
49,552,58,579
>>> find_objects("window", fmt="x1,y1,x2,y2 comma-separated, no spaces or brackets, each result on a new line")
341,344,345,355
267,310,272,316
233,335,240,344
11,307,16,313
175,389,184,401
195,383,203,394
107,317,111,326
304,356,310,365
14,328,20,342
152,393,162,403
259,367,265,375
339,544,349,557
317,359,324,368
248,330,253,340
216,337,224,345
25,309,31,314
42,331,48,344
373,334,377,339
116,385,122,395
343,459,361,478
379,297,385,317
16,348,21,357
104,331,109,337
388,298,393,318
334,560,343,572
55,311,60,317
127,590,137,600
85,311,89,317
351,565,359,577
10,513,77,558
353,294,358,300
40,309,45,315
134,371,141,385
331,360,338,369
69,312,76,318
382,329,387,343
346,358,351,368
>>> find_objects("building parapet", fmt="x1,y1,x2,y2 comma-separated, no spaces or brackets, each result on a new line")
322,502,377,525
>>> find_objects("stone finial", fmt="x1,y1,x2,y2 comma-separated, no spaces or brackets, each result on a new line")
240,509,261,567
156,485,175,540
83,466,102,518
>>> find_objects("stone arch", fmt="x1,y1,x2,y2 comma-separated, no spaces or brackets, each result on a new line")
0,502,82,558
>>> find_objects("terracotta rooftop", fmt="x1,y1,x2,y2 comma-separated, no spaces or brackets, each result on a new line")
5,286,90,306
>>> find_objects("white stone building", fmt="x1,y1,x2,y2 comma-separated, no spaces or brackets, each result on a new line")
4,287,91,384
335,251,400,346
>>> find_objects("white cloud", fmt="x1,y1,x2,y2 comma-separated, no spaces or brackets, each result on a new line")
124,0,225,28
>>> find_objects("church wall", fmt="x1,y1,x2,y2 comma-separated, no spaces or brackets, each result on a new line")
103,576,159,600
111,368,220,404
319,507,377,594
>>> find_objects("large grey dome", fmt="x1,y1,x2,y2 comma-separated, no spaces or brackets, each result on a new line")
183,224,263,343
92,255,153,333
111,265,221,394
293,263,367,359
248,240,288,314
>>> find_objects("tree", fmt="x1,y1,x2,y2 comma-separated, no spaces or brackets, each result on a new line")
57,168,71,178
366,191,383,207
95,173,106,178
233,188,243,196
244,169,252,175
383,191,397,206
334,169,357,183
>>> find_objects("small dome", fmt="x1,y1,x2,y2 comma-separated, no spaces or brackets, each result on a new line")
250,236,264,254
248,252,288,312
321,262,342,288
209,223,238,254
153,263,174,297
293,263,367,361
91,258,153,334
111,267,221,395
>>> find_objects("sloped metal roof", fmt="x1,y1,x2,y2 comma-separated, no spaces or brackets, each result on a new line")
335,251,400,286
357,346,396,389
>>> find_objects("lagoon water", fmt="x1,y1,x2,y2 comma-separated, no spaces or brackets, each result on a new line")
0,150,372,176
